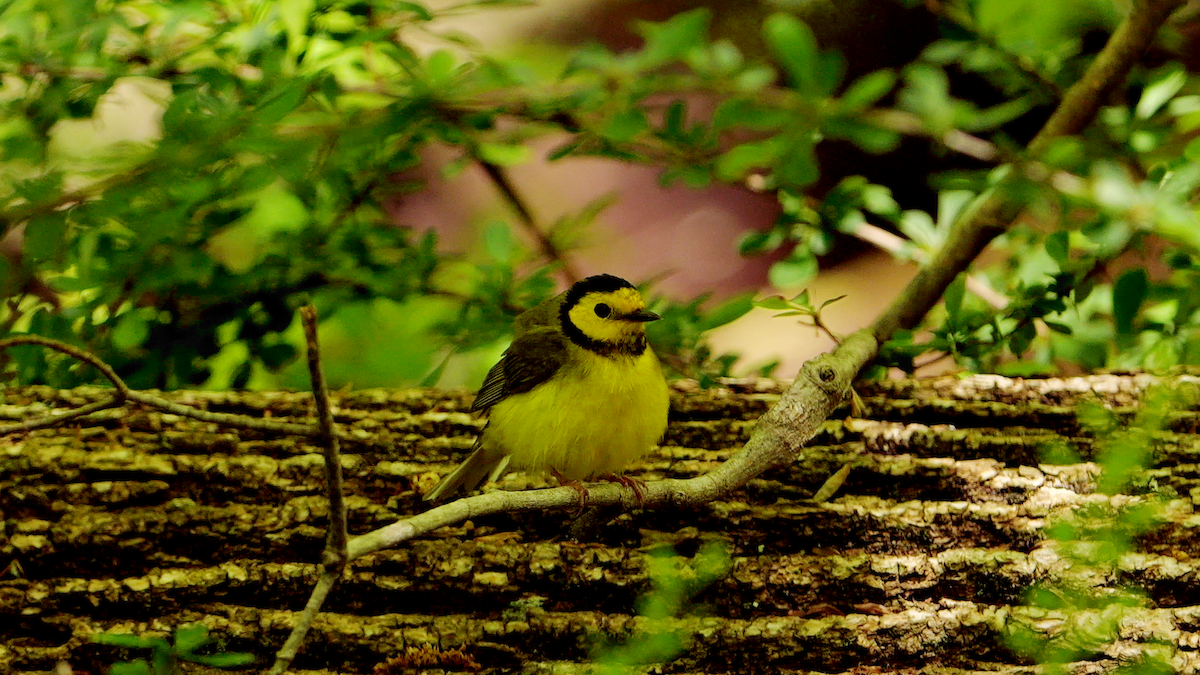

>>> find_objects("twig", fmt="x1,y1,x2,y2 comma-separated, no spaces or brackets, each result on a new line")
477,159,581,284
348,336,872,559
0,335,330,438
0,336,129,434
922,0,1064,102
267,306,348,675
851,221,1010,310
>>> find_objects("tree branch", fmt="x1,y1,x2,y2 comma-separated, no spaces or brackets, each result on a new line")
872,0,1185,343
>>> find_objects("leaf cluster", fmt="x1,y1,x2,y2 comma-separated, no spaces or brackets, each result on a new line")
93,623,254,675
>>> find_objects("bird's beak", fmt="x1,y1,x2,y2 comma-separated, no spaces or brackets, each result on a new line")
623,308,661,322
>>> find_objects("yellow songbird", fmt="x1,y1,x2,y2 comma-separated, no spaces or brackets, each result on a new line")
424,274,669,502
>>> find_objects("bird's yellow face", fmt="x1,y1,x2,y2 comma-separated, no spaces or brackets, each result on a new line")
559,276,659,356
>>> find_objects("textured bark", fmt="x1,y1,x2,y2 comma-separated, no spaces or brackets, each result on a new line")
2,376,1199,674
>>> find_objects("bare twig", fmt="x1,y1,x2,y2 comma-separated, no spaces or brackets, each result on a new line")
851,221,1010,310
477,159,581,284
267,306,349,675
0,336,129,434
0,336,329,438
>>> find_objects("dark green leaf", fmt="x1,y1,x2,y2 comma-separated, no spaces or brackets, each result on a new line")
22,214,69,263
1044,231,1069,264
1112,268,1147,336
634,8,711,66
259,343,298,369
776,135,818,187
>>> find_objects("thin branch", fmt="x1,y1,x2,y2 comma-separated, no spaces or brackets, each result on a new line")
923,0,1064,102
0,336,129,434
0,336,333,438
267,306,348,675
264,571,340,675
851,221,1010,310
123,390,323,437
477,159,581,284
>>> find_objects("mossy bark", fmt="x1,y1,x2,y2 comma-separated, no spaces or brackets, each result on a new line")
2,376,1199,674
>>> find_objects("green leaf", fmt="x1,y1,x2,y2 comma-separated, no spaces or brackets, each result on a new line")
254,82,309,126
1137,63,1187,119
93,633,161,649
634,8,711,66
394,1,433,20
769,252,818,288
711,97,789,131
424,49,458,88
944,273,966,321
112,311,151,352
715,138,782,181
698,293,754,331
738,228,784,256
173,624,210,655
22,213,69,263
280,0,315,62
763,13,819,94
483,221,517,264
841,69,897,110
755,295,792,311
601,107,649,142
777,134,818,187
1045,230,1069,264
109,660,154,675
476,142,531,166
1112,268,1147,336
822,116,900,154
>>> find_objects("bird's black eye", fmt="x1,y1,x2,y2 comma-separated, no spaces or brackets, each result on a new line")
594,303,612,318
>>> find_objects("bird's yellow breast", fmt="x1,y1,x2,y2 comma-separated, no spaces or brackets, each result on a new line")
482,346,669,480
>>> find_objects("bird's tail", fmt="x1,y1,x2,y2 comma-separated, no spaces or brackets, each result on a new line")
423,439,510,502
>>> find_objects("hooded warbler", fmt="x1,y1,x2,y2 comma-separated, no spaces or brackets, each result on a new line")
424,274,669,502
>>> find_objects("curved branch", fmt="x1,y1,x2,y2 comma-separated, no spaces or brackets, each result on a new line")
349,333,874,559
0,336,129,434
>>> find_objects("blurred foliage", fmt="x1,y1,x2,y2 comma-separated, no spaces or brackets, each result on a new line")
2,0,1200,388
592,540,731,672
1006,386,1184,674
93,623,254,674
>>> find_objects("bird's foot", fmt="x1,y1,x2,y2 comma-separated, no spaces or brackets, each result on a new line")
601,473,647,507
551,468,589,514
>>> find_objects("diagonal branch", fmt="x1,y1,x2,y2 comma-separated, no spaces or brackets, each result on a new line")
871,0,1185,344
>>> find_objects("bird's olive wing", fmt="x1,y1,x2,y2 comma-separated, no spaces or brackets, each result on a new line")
470,329,568,412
